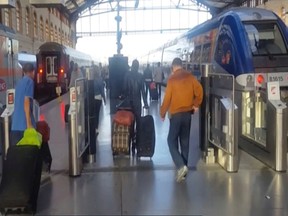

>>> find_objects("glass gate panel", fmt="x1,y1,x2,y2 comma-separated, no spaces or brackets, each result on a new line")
241,90,267,147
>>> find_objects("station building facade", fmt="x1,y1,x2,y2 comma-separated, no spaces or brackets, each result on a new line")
0,0,77,54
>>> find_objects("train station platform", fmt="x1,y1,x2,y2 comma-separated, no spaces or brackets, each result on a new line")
1,92,288,216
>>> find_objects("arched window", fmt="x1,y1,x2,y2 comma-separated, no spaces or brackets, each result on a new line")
25,7,30,36
50,23,54,41
34,12,38,38
64,32,67,45
59,28,61,43
16,1,22,32
4,9,12,28
40,16,44,41
67,34,70,46
54,25,58,42
45,20,49,40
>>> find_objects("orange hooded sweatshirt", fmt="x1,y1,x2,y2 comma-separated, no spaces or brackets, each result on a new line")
160,68,203,118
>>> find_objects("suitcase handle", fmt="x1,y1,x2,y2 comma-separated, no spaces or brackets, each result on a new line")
142,106,149,116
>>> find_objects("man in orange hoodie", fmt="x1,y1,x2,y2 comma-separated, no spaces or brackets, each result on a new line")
160,58,203,182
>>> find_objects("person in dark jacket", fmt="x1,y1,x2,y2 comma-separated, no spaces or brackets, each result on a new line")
123,59,148,153
93,65,106,134
143,64,153,101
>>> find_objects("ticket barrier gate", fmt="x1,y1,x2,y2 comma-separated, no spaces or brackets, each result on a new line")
200,65,239,172
68,78,90,177
208,74,239,172
240,81,287,171
0,89,15,163
0,89,40,165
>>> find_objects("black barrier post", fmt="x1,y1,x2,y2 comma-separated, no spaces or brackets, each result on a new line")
200,64,210,153
86,68,96,163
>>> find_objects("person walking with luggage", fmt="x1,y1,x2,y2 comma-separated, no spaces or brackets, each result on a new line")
10,63,36,146
160,58,203,182
123,59,148,153
143,64,153,101
153,62,164,99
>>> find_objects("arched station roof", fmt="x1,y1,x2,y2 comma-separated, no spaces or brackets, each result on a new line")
62,0,248,19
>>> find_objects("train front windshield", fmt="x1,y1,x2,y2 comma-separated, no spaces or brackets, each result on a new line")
245,22,287,56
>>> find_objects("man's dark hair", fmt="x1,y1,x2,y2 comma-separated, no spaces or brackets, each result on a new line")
131,59,139,72
172,58,182,67
23,63,35,74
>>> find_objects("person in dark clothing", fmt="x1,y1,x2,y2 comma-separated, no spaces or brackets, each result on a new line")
93,65,106,134
143,64,153,101
123,59,148,153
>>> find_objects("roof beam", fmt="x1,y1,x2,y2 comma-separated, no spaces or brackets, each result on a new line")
69,0,79,8
70,0,101,21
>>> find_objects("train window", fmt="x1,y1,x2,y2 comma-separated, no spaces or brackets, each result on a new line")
193,46,201,64
53,57,58,75
46,58,51,75
244,23,287,56
202,43,211,63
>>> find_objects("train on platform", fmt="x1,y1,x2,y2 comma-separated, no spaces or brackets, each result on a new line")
35,42,94,99
141,7,288,169
0,24,21,109
141,7,288,89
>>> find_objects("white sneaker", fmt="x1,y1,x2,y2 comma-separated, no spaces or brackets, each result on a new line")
176,165,188,182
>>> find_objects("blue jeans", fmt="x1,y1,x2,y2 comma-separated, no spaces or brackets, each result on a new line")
167,112,191,168
10,130,24,146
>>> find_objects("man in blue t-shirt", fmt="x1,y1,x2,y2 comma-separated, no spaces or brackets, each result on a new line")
10,63,36,145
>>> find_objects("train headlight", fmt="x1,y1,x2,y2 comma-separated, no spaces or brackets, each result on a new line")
257,74,264,84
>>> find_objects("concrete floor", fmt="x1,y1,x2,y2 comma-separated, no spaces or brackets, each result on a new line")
1,92,288,216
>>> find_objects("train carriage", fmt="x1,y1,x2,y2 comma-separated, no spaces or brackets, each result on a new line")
142,7,288,170
35,42,93,99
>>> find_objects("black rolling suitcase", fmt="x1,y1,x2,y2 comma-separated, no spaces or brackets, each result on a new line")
136,115,155,158
0,145,43,215
149,82,158,101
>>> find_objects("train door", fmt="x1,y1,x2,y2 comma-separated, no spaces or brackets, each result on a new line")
45,55,59,83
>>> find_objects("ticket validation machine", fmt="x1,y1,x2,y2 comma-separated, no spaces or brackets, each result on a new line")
240,81,287,171
0,89,15,161
68,86,81,176
68,79,88,177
